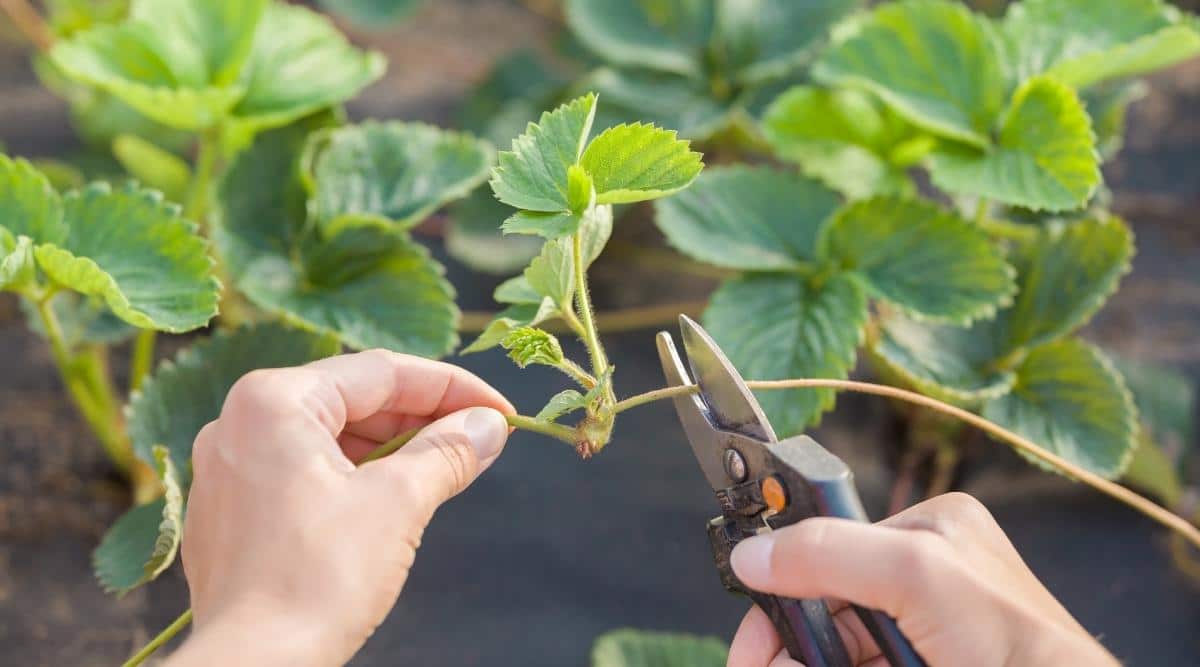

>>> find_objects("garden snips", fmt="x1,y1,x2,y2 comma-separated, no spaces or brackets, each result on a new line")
657,316,926,667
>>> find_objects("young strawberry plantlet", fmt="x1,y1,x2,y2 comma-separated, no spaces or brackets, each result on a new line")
466,93,704,456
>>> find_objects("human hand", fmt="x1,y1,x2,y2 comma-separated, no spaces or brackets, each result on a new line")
727,492,1118,667
166,350,514,667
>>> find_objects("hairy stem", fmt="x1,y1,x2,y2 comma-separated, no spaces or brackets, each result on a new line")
572,233,608,375
0,0,53,51
614,379,1200,549
129,328,156,394
122,609,193,667
558,358,597,389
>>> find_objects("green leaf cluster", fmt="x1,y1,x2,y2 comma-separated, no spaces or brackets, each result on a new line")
215,113,492,356
566,0,864,140
48,0,385,152
764,0,1200,208
870,218,1137,477
0,155,219,332
471,95,704,455
657,166,1015,435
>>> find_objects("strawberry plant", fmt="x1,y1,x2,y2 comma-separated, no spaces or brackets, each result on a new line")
2,0,1200,663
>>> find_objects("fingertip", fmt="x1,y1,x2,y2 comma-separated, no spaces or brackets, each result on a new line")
730,533,776,590
462,406,509,462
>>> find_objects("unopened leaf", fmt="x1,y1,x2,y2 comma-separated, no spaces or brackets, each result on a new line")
579,123,703,205
490,94,597,213
305,122,493,230
502,327,564,369
461,301,557,354
819,197,1016,323
704,273,868,435
814,0,1007,148
127,322,341,481
655,166,839,271
591,629,728,667
930,76,1100,212
536,389,588,423
982,338,1138,479
92,445,185,595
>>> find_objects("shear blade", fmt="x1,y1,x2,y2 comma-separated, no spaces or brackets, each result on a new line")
677,315,777,443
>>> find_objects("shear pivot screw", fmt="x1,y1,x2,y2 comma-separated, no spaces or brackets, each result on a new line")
724,448,748,482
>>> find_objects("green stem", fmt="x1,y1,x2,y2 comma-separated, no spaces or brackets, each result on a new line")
572,233,608,375
185,131,219,223
129,328,156,394
122,609,193,667
979,217,1039,242
34,293,132,473
973,197,989,227
558,358,597,389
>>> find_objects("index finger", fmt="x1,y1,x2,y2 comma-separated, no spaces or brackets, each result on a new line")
304,349,515,430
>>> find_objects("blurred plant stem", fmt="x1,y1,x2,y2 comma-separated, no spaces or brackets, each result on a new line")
459,301,707,334
0,0,53,51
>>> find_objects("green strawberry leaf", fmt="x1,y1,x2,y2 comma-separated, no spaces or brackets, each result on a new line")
35,182,219,332
216,117,459,355
502,210,583,239
1004,0,1200,89
565,0,713,79
819,197,1016,323
446,189,543,275
717,0,861,86
317,0,426,27
655,166,840,271
762,86,924,199
591,630,728,667
112,133,192,203
704,272,868,435
92,445,185,595
129,0,265,88
930,76,1101,213
869,313,1014,404
999,217,1133,351
1117,358,1195,505
813,0,1007,148
490,94,598,213
227,2,385,148
0,232,36,292
536,389,588,423
48,12,250,129
461,301,558,354
582,68,734,141
128,322,341,482
0,155,67,244
982,338,1138,479
579,123,703,205
304,122,493,230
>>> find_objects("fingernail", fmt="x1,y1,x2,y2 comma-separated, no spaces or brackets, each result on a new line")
462,407,508,460
730,534,775,586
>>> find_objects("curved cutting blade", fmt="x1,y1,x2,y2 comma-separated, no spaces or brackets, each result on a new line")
678,315,777,443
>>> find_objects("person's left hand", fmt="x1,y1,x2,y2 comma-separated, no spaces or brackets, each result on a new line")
167,350,514,667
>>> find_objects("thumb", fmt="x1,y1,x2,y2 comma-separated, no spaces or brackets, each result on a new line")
354,407,510,516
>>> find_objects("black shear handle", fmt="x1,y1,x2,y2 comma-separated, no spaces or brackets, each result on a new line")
809,471,927,667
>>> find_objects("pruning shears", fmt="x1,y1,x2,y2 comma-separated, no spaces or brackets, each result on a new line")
657,316,927,667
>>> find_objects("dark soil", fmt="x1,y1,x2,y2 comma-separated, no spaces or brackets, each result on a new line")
0,2,1198,665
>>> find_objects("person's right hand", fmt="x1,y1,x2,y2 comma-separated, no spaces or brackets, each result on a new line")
727,492,1119,667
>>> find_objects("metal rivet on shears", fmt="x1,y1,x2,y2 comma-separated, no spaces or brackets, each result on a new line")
724,448,748,482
